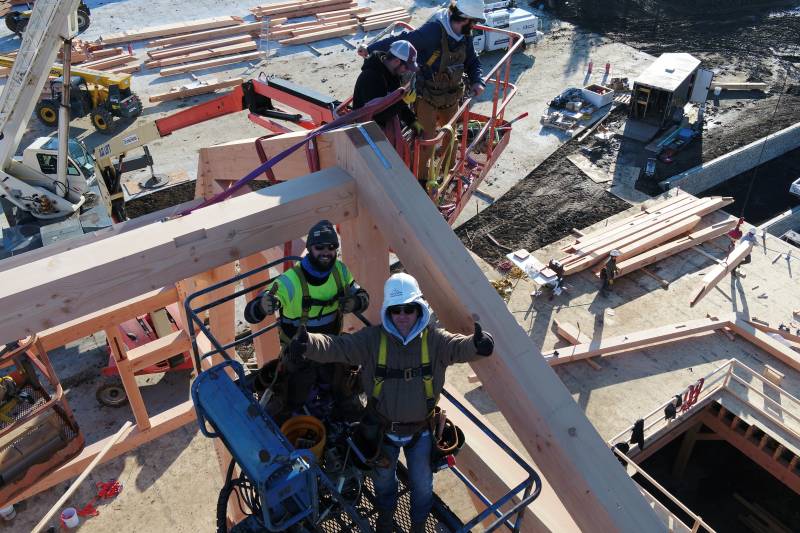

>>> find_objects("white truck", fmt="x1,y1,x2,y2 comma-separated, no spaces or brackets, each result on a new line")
473,0,543,53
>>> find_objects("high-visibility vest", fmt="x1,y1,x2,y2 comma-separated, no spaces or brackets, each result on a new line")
371,330,436,415
274,261,352,326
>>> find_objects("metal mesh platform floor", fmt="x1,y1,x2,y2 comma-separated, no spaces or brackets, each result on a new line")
318,469,459,533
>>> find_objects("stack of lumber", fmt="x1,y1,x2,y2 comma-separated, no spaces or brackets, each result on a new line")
80,51,140,73
146,22,262,49
251,0,358,21
552,192,737,277
358,8,411,31
97,16,244,45
144,37,257,69
255,2,376,45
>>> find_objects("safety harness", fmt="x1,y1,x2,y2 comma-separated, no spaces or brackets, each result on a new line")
420,24,467,109
278,264,345,344
370,329,436,437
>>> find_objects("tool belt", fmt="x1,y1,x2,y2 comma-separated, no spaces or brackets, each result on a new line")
419,23,467,110
421,79,464,110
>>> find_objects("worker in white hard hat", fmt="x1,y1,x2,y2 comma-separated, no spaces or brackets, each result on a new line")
283,272,495,532
600,249,621,295
353,40,422,151
359,0,486,187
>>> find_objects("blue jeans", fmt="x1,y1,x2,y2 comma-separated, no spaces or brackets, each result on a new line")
371,430,433,524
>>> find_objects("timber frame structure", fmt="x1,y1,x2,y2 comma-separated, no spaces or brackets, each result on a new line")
0,122,673,530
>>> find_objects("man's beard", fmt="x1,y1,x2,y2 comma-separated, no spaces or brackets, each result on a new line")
309,253,334,271
461,22,474,36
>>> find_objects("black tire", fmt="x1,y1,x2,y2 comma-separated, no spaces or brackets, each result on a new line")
91,107,115,134
5,15,18,34
76,7,90,33
35,100,59,127
96,381,128,407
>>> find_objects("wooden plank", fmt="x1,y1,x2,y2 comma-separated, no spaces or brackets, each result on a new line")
319,6,369,18
38,286,178,350
253,0,349,16
357,7,407,20
80,54,137,70
106,328,151,430
728,320,800,372
0,169,357,344
126,329,192,372
111,64,141,75
713,82,769,92
566,196,726,259
690,238,755,307
361,15,411,31
239,252,280,366
554,320,601,369
149,78,244,103
99,17,244,45
745,319,800,345
543,316,732,365
159,51,262,76
147,34,254,60
146,41,257,68
7,400,196,506
614,218,738,277
147,22,262,48
198,130,336,183
330,123,662,530
279,24,358,44
563,197,732,274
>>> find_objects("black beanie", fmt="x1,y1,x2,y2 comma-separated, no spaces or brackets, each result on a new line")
307,220,339,248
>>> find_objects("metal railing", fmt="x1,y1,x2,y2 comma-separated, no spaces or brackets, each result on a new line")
336,21,524,224
608,358,800,533
183,256,542,532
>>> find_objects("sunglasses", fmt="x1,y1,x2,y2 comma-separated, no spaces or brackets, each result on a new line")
311,244,338,251
389,304,418,315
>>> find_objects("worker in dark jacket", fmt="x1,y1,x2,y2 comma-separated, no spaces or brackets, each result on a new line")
244,220,369,414
353,39,420,148
284,273,495,532
361,0,486,186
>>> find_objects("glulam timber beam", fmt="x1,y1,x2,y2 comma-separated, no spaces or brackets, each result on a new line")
330,123,663,531
0,169,357,344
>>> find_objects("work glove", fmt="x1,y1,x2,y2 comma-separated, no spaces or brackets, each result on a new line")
469,82,485,98
243,291,280,324
357,44,368,58
473,322,494,356
339,289,369,314
284,326,309,365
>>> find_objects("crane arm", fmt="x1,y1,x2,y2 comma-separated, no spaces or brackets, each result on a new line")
0,0,81,167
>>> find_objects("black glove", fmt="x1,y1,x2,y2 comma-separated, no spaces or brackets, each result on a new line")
473,322,494,356
339,289,369,314
243,292,280,324
284,326,309,364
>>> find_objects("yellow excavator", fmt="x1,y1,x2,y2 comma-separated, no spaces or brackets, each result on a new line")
0,55,142,133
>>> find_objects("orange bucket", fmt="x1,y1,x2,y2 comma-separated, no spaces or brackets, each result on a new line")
280,415,326,460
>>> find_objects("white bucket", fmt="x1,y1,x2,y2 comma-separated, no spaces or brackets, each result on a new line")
0,504,15,521
61,507,80,528
714,86,722,97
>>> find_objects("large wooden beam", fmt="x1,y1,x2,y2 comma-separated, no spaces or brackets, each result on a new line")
542,316,733,365
614,218,737,277
331,123,662,531
99,17,244,45
728,320,800,372
0,169,357,344
690,238,755,307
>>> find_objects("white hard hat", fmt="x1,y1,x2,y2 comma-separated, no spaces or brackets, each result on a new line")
453,0,486,22
388,40,418,71
383,273,423,308
610,249,621,257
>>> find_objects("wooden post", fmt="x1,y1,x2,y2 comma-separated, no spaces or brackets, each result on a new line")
331,123,662,531
339,202,388,329
671,422,701,478
105,327,151,430
240,252,280,366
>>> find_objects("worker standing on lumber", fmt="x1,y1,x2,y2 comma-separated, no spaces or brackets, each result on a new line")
283,272,495,533
353,40,422,152
244,220,370,414
360,0,486,188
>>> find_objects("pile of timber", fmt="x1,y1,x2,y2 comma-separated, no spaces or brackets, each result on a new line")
258,3,375,45
358,8,412,31
251,0,359,21
553,192,737,278
97,16,245,45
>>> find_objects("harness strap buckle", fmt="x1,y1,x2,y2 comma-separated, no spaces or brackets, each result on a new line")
403,368,413,381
